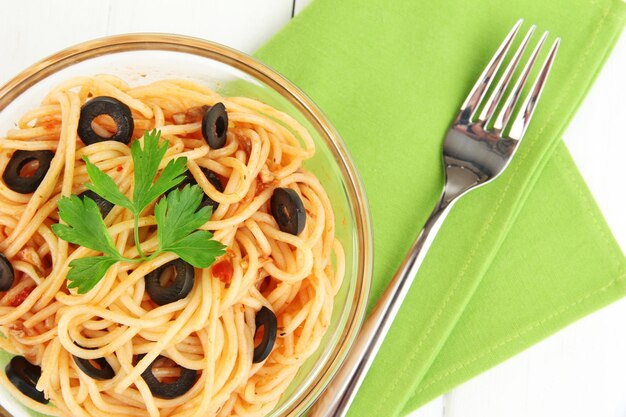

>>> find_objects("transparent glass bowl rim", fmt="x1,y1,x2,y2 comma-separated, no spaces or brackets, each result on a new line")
0,33,373,416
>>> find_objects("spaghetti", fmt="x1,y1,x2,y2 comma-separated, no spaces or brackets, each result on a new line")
0,75,344,417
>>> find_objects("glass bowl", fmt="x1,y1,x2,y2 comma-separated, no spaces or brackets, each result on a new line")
0,34,372,417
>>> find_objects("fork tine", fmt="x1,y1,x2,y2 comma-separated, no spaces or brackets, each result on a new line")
492,31,548,132
459,19,523,121
478,25,536,124
508,38,560,139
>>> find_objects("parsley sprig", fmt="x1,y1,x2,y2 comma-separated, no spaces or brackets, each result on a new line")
52,129,226,294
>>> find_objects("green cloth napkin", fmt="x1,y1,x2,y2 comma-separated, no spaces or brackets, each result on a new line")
255,0,626,415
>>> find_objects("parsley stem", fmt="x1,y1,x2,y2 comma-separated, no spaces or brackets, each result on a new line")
116,251,162,265
145,250,163,261
133,215,145,258
119,256,142,263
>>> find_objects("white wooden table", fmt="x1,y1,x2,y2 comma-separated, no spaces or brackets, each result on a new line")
0,1,623,416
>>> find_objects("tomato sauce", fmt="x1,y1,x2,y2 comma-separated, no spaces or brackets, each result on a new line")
212,260,233,284
10,287,34,307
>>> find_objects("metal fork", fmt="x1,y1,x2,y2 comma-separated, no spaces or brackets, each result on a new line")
310,20,559,417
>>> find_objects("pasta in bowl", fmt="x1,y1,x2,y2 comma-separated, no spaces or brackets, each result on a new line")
0,35,372,417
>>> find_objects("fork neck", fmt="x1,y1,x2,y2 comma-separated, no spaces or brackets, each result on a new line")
441,123,519,204
440,161,482,207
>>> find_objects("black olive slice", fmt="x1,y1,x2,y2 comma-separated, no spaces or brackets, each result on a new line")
77,96,134,146
2,150,54,194
137,354,197,399
253,306,277,363
72,355,115,380
5,356,48,404
72,344,115,381
270,188,306,235
199,168,224,212
201,102,228,149
169,169,223,212
78,190,114,219
0,252,15,292
163,170,196,198
145,259,194,306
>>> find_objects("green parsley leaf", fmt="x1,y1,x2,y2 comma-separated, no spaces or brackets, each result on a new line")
66,255,118,294
131,129,188,213
163,232,226,267
52,194,121,257
139,157,188,210
154,185,211,244
154,185,226,267
83,157,132,210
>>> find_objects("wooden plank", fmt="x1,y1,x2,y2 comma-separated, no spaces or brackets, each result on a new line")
409,396,445,417
562,31,625,249
0,0,293,84
105,0,293,53
0,0,112,84
443,298,626,417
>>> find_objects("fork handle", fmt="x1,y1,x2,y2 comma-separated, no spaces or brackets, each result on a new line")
309,194,454,417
